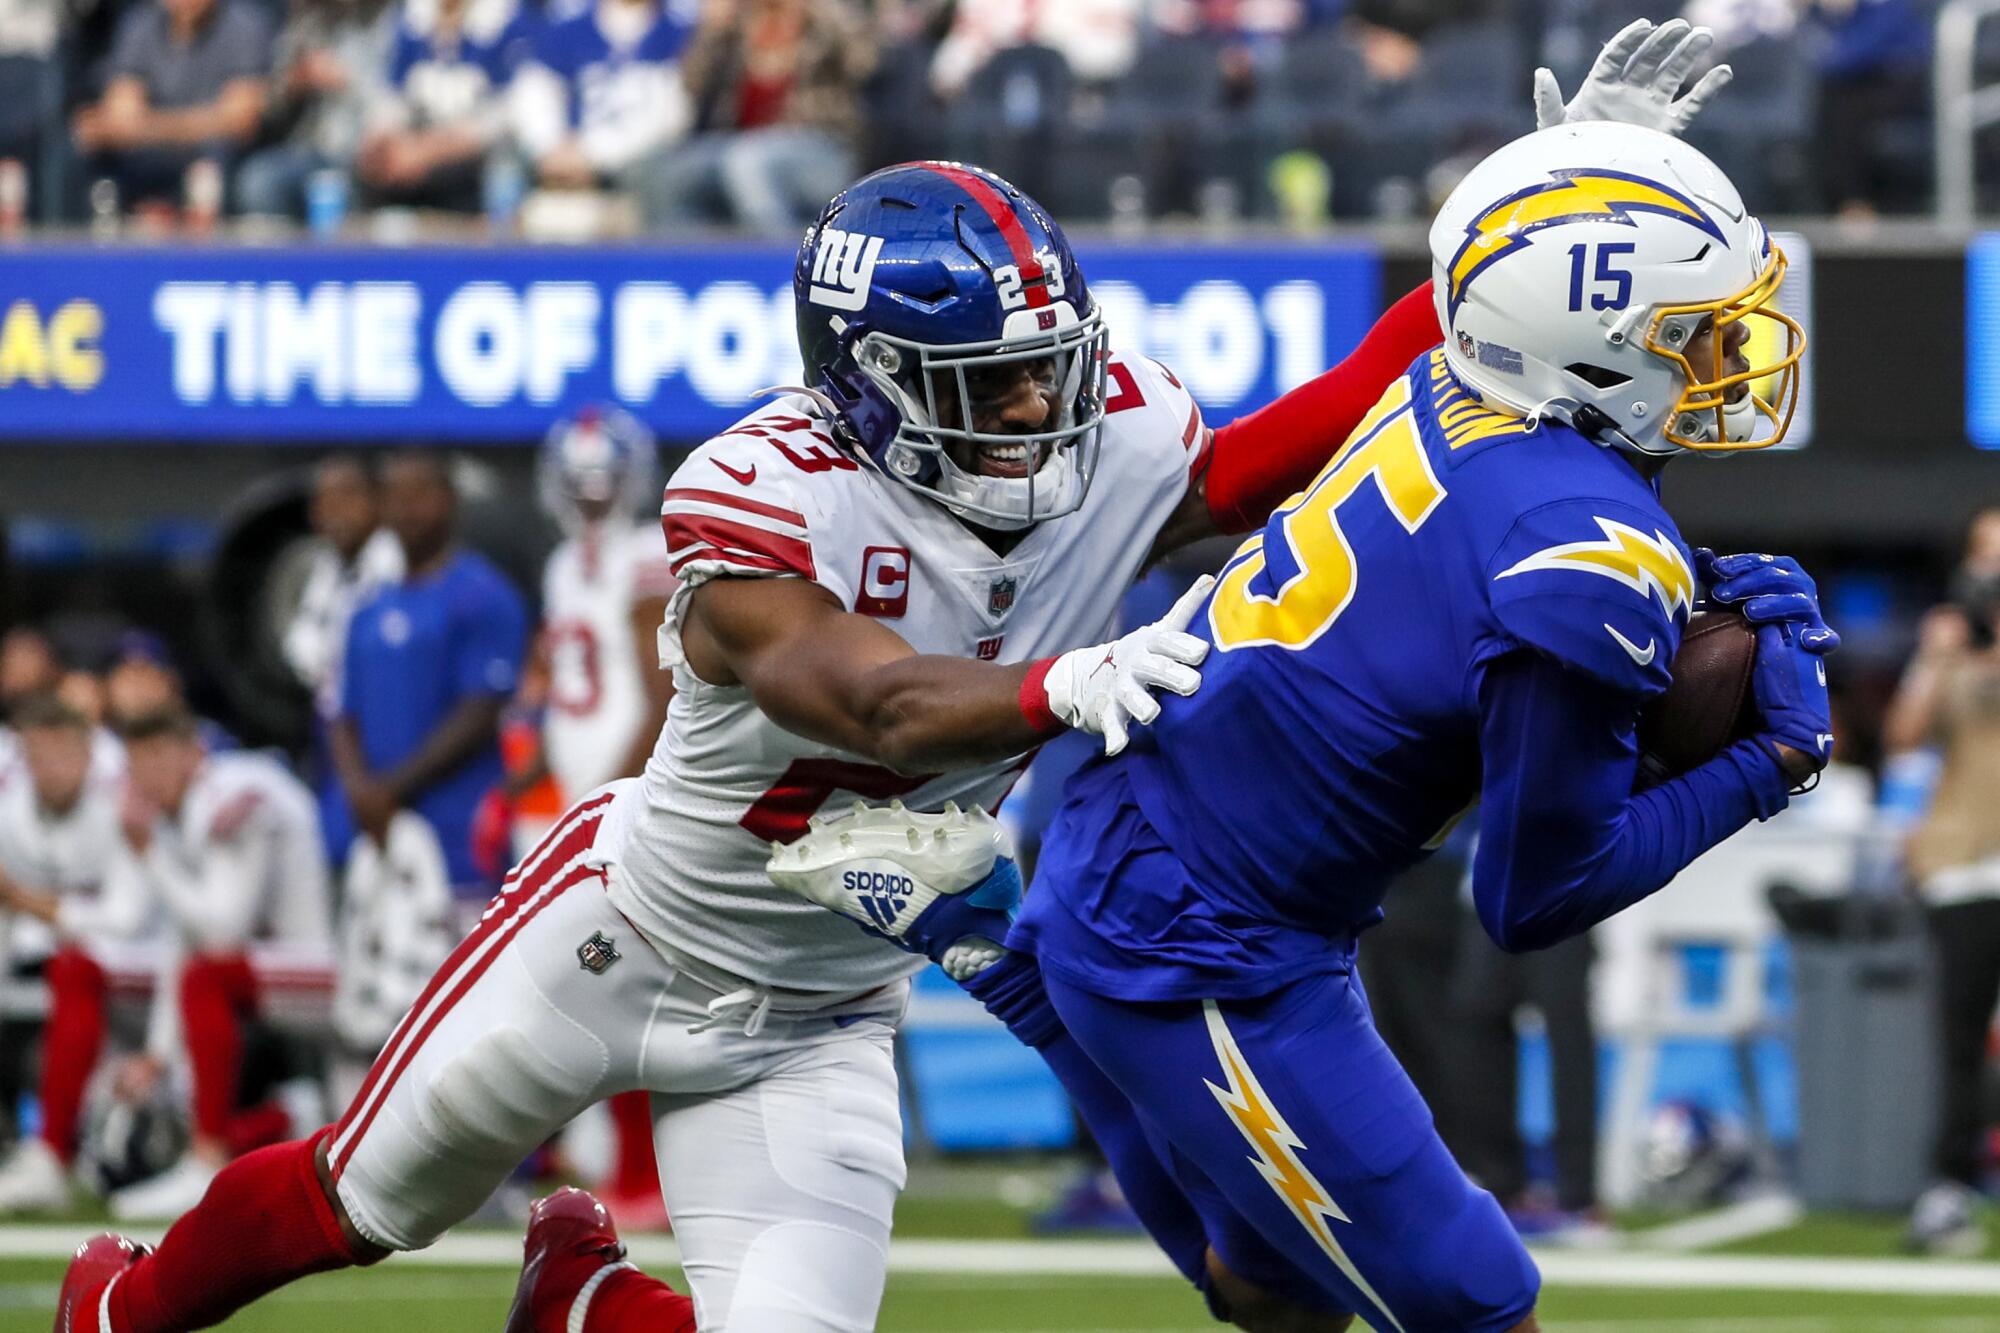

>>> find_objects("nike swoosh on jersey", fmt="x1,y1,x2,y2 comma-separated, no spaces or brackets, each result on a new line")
1604,623,1657,666
714,460,757,485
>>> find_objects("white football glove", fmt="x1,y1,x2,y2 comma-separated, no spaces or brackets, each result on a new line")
1534,18,1732,136
1039,574,1214,756
766,801,1021,979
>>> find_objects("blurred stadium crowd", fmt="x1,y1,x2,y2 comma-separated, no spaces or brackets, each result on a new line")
0,0,1945,237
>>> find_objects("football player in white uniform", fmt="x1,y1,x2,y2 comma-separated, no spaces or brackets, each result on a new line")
58,21,1734,1333
533,407,677,812
0,695,130,1213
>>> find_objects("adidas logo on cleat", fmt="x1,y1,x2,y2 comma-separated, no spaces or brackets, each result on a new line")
844,869,914,928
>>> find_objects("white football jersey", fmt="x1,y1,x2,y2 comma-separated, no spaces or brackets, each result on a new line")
0,748,123,962
107,751,334,955
541,519,678,802
611,354,1208,992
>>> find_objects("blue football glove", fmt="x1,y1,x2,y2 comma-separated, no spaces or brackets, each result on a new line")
1748,621,1837,780
1695,549,1841,653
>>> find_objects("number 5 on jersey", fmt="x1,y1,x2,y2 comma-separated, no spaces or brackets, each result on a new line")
1210,378,1446,651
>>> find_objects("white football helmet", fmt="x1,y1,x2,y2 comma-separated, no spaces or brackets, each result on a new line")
537,405,660,532
1429,122,1802,456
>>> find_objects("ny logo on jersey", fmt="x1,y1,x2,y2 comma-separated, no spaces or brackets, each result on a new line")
809,228,885,311
976,635,1005,661
1493,516,1694,620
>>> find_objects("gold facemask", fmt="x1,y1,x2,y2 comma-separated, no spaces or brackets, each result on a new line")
1644,245,1805,451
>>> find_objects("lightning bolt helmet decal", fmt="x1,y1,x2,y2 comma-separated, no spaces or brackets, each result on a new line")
1445,168,1727,320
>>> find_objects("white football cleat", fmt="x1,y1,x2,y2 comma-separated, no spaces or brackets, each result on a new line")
0,1137,70,1213
108,1153,218,1222
766,802,1023,979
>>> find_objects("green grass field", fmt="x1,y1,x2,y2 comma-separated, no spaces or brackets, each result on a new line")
3,1261,1998,1332
1,1178,1992,1331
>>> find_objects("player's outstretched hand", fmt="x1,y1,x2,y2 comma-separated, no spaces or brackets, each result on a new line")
766,801,1023,979
1534,18,1732,136
1039,574,1214,756
1697,550,1838,786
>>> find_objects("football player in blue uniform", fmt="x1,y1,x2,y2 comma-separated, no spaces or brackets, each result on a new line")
777,121,1835,1333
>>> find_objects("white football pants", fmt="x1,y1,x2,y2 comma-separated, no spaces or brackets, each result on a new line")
325,787,910,1331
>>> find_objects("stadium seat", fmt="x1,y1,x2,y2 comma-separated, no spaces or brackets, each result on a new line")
945,45,1076,217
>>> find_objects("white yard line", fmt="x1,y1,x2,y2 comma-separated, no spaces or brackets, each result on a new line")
1622,1196,1807,1253
1558,1322,2000,1333
2,1226,1997,1299
1534,1251,2000,1297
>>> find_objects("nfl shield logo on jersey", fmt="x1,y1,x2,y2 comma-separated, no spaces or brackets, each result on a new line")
988,576,1018,618
576,931,621,974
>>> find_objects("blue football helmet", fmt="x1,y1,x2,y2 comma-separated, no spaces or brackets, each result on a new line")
537,404,659,532
794,161,1108,531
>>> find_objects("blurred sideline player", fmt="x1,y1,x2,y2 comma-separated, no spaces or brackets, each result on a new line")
0,695,131,1212
525,407,677,1229
89,708,332,1221
789,124,1835,1333
282,455,406,868
511,408,676,842
333,452,529,915
56,21,1731,1333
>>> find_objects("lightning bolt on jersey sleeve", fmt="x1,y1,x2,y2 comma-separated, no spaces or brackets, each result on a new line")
1014,347,1785,1002
1484,497,1693,698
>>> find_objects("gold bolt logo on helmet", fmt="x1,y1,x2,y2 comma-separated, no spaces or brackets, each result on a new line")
1445,169,1727,320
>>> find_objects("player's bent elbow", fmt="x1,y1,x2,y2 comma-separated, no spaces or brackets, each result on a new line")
1478,900,1573,955
863,724,951,778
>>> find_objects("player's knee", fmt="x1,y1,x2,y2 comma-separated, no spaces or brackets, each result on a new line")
1204,1250,1353,1333
311,1134,390,1266
1397,1189,1540,1331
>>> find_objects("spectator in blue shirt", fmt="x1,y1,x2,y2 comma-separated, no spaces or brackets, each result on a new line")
333,452,526,900
507,0,691,197
356,0,530,211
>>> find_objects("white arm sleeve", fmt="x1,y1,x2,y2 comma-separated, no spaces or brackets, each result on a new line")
58,845,155,942
578,64,689,173
508,62,569,161
146,830,270,955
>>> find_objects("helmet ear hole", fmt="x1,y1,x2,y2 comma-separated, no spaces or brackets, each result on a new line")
1566,363,1632,390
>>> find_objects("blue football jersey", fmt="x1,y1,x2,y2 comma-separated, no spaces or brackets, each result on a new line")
1017,349,1699,994
387,0,534,127
529,8,690,134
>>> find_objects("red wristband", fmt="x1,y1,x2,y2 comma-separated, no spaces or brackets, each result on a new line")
1018,657,1064,737
1204,280,1443,533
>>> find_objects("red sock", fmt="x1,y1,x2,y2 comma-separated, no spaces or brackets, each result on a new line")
180,953,258,1143
585,1268,696,1333
109,1129,371,1332
223,1101,295,1157
606,1090,658,1197
40,949,106,1163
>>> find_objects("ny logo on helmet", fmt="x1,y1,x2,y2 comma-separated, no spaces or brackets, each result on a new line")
809,227,885,311
1445,169,1727,319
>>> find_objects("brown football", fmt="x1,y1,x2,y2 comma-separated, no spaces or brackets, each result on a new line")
1635,609,1759,790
